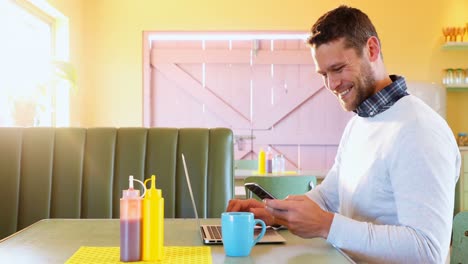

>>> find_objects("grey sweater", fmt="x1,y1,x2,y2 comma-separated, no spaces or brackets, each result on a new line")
307,95,460,263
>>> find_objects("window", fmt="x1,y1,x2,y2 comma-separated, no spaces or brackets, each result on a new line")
0,0,70,127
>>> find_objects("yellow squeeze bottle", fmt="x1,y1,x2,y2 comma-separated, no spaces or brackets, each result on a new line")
258,148,266,174
142,175,164,261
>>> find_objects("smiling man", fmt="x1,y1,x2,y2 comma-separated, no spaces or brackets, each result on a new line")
227,5,460,263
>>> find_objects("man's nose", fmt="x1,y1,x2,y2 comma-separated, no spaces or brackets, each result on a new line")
327,74,340,91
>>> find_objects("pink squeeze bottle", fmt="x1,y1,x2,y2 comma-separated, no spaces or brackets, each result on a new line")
120,176,143,262
266,146,273,173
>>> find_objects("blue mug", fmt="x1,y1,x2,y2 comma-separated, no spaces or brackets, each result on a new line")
221,212,266,257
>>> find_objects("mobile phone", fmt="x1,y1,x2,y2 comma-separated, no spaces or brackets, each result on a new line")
244,182,277,200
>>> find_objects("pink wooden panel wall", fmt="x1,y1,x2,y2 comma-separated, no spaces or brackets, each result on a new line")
148,36,353,173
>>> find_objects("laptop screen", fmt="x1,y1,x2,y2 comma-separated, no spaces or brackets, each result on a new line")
180,153,286,244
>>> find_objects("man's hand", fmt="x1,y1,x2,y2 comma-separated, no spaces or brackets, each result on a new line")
265,195,334,239
226,199,276,226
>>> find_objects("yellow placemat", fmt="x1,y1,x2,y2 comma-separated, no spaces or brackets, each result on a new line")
65,246,212,264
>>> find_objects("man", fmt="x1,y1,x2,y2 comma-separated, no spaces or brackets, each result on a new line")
227,5,460,263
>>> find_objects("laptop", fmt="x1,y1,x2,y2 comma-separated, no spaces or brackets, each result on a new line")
181,153,286,245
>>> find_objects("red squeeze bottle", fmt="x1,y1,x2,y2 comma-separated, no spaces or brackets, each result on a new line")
120,176,143,262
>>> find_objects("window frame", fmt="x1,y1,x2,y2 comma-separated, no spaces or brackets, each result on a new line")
5,0,70,127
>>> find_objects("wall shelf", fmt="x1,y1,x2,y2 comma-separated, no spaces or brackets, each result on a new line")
447,85,468,91
442,42,468,90
442,42,468,50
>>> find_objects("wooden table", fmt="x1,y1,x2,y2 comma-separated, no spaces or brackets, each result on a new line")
0,218,354,263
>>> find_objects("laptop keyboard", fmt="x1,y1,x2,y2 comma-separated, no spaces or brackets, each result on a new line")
207,225,222,240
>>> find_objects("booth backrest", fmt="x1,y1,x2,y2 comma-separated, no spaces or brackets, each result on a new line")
0,127,234,239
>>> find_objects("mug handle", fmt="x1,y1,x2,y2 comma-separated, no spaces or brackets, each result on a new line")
252,219,266,246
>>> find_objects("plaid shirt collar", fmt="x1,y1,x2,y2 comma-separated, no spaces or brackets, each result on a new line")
354,75,409,118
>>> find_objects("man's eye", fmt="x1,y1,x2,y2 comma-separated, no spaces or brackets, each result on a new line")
333,66,344,73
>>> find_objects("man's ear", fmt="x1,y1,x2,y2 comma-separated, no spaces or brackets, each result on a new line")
367,36,380,62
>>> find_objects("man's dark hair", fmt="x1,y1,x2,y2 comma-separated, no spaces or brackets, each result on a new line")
307,5,380,57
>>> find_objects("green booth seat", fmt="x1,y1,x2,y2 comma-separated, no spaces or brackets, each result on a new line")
451,211,468,264
244,175,316,200
0,127,234,240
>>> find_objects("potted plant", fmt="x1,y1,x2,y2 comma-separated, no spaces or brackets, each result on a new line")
12,60,77,126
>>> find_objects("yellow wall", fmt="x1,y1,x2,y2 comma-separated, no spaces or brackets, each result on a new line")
49,0,468,134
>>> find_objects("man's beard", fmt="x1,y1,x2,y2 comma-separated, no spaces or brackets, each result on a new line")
342,61,376,111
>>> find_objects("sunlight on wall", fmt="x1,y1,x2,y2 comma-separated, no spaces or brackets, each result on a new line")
46,0,468,132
